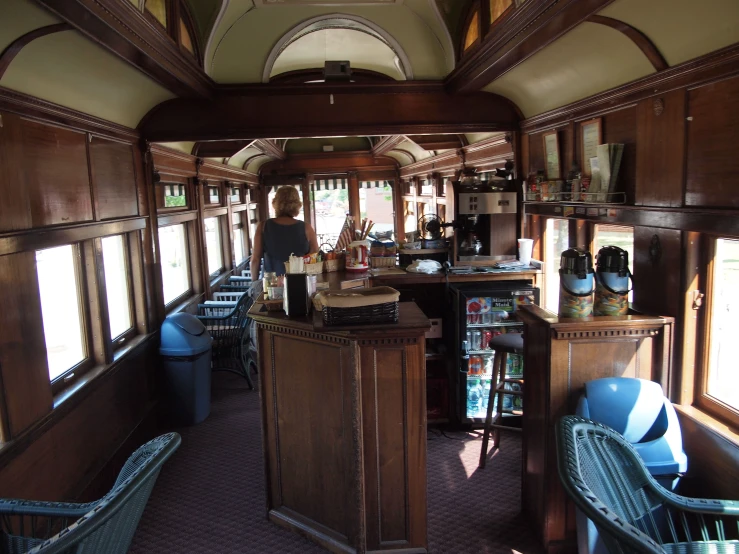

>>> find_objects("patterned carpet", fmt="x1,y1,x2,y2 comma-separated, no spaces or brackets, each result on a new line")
130,373,543,554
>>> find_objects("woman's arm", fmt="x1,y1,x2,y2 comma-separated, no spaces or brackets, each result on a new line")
250,221,265,279
305,222,320,253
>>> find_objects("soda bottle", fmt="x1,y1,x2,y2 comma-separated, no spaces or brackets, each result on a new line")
481,379,491,410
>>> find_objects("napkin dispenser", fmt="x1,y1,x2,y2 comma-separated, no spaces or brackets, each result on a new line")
284,273,310,317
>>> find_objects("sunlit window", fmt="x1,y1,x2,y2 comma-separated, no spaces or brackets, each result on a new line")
359,183,394,240
311,188,346,246
233,211,246,263
544,218,570,313
463,10,480,51
179,18,194,54
35,245,86,381
705,238,739,412
158,224,191,305
490,0,513,25
162,183,186,208
404,201,416,237
593,224,634,302
145,0,167,28
268,185,304,221
102,235,133,340
204,217,223,276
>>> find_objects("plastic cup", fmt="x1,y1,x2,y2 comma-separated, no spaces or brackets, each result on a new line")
518,238,534,266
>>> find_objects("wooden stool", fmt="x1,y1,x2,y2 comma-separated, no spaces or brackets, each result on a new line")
479,333,524,468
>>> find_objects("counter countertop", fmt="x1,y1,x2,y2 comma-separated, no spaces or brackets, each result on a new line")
315,268,541,289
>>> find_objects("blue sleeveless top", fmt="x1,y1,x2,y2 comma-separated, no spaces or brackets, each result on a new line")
262,219,309,275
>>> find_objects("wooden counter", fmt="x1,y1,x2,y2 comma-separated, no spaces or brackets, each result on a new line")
249,302,431,554
315,268,541,289
517,305,675,554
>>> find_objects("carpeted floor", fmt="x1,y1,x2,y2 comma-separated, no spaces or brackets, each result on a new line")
130,373,543,554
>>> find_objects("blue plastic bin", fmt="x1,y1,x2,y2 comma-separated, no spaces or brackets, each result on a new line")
160,313,213,425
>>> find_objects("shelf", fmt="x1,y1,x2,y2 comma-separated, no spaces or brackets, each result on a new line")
466,322,521,328
399,248,449,254
425,353,445,361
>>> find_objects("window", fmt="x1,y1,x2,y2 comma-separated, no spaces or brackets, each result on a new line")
179,17,194,55
544,218,570,313
230,185,242,204
158,224,191,305
161,183,186,208
35,245,86,381
102,235,133,341
490,0,513,26
404,200,416,237
593,224,634,301
703,238,739,416
145,0,167,28
311,188,346,245
207,185,220,205
359,182,394,240
463,10,480,51
420,180,433,196
204,217,224,277
248,204,259,249
233,211,247,264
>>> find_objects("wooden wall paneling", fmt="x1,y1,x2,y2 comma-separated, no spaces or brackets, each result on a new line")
83,240,113,365
0,112,31,232
127,231,148,335
195,180,212,298
677,232,701,405
348,172,360,233
601,107,638,204
140,146,163,327
561,122,574,175
20,118,94,227
632,227,682,318
0,251,53,439
635,90,686,207
685,75,739,208
0,335,157,501
490,213,517,256
520,129,530,181
88,136,139,220
527,215,542,261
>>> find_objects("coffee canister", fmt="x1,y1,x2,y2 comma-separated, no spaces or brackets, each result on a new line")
558,248,595,318
593,246,632,316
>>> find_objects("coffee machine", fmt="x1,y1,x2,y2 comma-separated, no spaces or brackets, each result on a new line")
451,174,518,265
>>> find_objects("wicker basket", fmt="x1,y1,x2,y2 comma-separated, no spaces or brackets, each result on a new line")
370,256,396,268
323,302,399,326
283,261,324,275
324,255,345,273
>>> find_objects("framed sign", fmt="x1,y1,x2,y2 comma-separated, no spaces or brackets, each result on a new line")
542,130,561,180
581,118,603,176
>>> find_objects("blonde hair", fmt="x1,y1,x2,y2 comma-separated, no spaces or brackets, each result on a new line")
272,186,302,217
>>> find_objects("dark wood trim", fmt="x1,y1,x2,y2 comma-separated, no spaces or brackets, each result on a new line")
399,150,464,179
587,15,668,72
407,134,465,151
242,153,268,170
446,0,616,94
254,139,287,161
0,217,147,257
157,210,199,227
371,135,405,157
459,0,484,62
199,159,259,184
215,80,450,97
139,86,520,141
0,86,138,142
192,140,255,158
521,42,739,132
269,67,396,84
259,152,398,178
33,0,213,98
523,202,739,238
0,23,72,79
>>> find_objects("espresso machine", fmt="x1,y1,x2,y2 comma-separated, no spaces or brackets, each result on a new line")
451,175,518,265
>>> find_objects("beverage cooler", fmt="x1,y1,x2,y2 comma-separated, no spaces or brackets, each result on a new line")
449,281,540,425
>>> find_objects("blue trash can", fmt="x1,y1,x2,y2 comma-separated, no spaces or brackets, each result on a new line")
160,313,213,425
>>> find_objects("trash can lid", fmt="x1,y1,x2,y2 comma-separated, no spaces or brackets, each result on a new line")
160,313,212,356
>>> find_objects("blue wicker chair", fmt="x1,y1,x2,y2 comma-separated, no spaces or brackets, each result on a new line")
196,292,254,389
556,416,739,554
0,432,180,553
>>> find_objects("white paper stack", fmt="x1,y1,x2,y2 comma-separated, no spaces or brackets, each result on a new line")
591,143,624,202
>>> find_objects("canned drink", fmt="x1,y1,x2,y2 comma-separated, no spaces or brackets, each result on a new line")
471,330,482,351
481,330,493,350
468,355,481,374
483,354,494,375
466,331,472,350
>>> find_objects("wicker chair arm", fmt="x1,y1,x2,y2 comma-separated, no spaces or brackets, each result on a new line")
657,491,739,517
196,313,237,322
0,499,96,518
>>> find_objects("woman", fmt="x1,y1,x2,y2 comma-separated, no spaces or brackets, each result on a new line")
250,186,319,279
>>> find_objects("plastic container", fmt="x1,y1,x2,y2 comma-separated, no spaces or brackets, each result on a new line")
558,248,595,318
160,313,213,425
593,246,632,316
518,238,534,265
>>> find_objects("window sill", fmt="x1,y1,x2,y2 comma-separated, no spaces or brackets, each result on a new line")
674,404,739,447
53,333,153,410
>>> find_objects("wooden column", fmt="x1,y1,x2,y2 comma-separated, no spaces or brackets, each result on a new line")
348,171,360,233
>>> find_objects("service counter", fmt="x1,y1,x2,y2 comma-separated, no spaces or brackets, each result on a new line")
249,301,431,554
315,268,541,289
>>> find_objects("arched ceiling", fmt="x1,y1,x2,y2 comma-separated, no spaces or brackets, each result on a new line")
1,0,174,128
270,27,406,81
285,137,373,154
482,0,739,118
208,0,454,83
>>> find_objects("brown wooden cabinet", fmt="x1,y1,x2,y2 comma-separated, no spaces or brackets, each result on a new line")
251,302,430,554
517,305,674,554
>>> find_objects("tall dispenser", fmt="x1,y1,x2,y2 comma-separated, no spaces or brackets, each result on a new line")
593,246,632,316
558,248,595,318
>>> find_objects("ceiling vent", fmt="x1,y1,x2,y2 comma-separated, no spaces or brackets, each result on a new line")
324,61,352,81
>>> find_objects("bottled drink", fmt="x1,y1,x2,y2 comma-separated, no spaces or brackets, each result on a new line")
467,379,484,416
481,379,491,410
471,330,482,351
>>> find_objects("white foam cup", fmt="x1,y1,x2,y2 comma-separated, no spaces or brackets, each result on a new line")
518,238,534,266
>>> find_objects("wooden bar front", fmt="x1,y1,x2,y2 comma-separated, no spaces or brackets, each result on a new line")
518,305,675,554
250,302,430,554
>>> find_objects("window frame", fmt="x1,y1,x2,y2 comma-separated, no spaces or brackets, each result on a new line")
158,222,194,309
232,207,249,265
204,215,226,279
695,236,739,428
542,217,572,314
102,234,137,349
155,179,189,212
